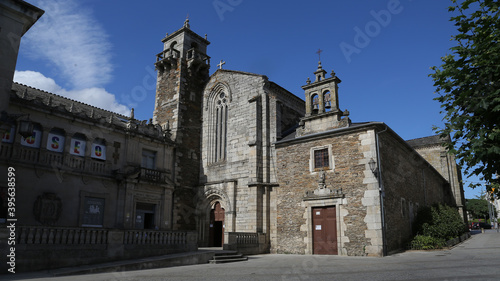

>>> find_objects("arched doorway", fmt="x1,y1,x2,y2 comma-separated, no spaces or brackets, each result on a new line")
209,202,225,246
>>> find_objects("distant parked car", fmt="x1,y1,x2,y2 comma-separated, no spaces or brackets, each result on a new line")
478,222,492,229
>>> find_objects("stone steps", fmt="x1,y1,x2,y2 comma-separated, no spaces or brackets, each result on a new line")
208,251,248,264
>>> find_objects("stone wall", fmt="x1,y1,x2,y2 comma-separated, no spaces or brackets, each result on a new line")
200,70,304,239
274,127,381,256
379,131,455,254
408,137,466,220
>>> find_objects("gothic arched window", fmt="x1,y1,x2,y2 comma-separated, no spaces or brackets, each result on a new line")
208,88,229,163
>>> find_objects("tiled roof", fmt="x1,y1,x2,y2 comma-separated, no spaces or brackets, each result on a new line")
406,135,449,148
10,83,173,143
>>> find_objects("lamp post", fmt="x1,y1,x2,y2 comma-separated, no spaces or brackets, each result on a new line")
0,111,34,138
369,158,378,179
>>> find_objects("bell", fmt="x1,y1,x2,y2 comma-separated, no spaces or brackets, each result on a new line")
324,93,331,109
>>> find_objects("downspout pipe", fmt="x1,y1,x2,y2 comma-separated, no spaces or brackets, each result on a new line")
375,124,388,256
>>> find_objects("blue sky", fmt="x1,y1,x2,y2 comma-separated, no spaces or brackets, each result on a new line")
14,0,484,198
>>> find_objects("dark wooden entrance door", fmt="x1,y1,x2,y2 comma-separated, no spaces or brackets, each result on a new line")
312,206,338,255
209,202,225,246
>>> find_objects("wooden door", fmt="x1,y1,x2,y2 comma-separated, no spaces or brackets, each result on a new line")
312,206,338,255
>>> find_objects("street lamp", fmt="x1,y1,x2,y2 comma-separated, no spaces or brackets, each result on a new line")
0,111,33,138
369,158,379,179
17,118,34,138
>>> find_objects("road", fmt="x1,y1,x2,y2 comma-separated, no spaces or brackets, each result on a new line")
4,230,500,281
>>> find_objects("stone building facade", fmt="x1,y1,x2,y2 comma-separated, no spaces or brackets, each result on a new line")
197,70,304,247
2,83,176,230
273,62,461,256
151,20,305,249
0,18,467,272
0,83,197,271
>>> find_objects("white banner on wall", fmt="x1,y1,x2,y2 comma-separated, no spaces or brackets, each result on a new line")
46,133,65,152
91,143,106,160
70,138,86,156
20,129,42,148
1,127,15,143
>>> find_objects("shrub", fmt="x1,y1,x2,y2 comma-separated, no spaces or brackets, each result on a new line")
410,235,446,250
412,204,467,242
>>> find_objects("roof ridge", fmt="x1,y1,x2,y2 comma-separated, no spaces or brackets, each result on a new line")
213,69,268,79
13,82,130,119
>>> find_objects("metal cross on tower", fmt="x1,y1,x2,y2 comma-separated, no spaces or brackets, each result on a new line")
316,48,323,61
217,60,226,69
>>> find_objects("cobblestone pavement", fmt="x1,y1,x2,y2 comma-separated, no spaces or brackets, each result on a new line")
4,230,500,281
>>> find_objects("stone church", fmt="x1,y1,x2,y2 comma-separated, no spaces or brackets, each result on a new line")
0,15,465,271
151,20,465,256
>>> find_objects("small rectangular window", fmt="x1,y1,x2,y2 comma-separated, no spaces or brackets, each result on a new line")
314,148,329,169
142,150,156,169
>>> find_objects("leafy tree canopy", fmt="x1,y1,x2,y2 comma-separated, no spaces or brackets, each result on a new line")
430,0,500,197
466,198,493,219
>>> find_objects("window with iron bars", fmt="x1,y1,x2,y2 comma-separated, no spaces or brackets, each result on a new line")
314,148,329,169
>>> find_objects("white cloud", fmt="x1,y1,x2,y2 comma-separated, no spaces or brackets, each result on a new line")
14,70,129,116
22,0,113,89
13,70,61,93
15,1,130,116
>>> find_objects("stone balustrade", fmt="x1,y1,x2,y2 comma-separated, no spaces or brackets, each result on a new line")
16,226,192,247
187,48,210,65
0,144,164,180
124,229,187,245
224,232,269,255
17,226,108,245
233,232,259,245
10,226,197,272
140,167,168,183
0,144,111,175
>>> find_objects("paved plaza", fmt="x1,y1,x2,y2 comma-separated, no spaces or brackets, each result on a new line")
4,230,500,281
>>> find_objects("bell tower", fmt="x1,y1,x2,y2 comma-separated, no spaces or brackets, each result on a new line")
153,19,210,229
153,18,210,138
296,60,351,137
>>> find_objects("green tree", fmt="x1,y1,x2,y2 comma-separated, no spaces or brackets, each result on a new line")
466,198,490,220
430,0,500,196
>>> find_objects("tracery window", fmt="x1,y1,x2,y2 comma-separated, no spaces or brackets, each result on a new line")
208,89,228,163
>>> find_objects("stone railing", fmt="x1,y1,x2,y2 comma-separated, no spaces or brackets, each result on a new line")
0,144,111,176
156,48,180,62
0,143,13,158
44,150,64,167
17,145,40,163
233,232,259,245
124,230,187,245
224,232,268,255
17,226,108,245
140,167,169,183
11,226,197,272
186,48,210,65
